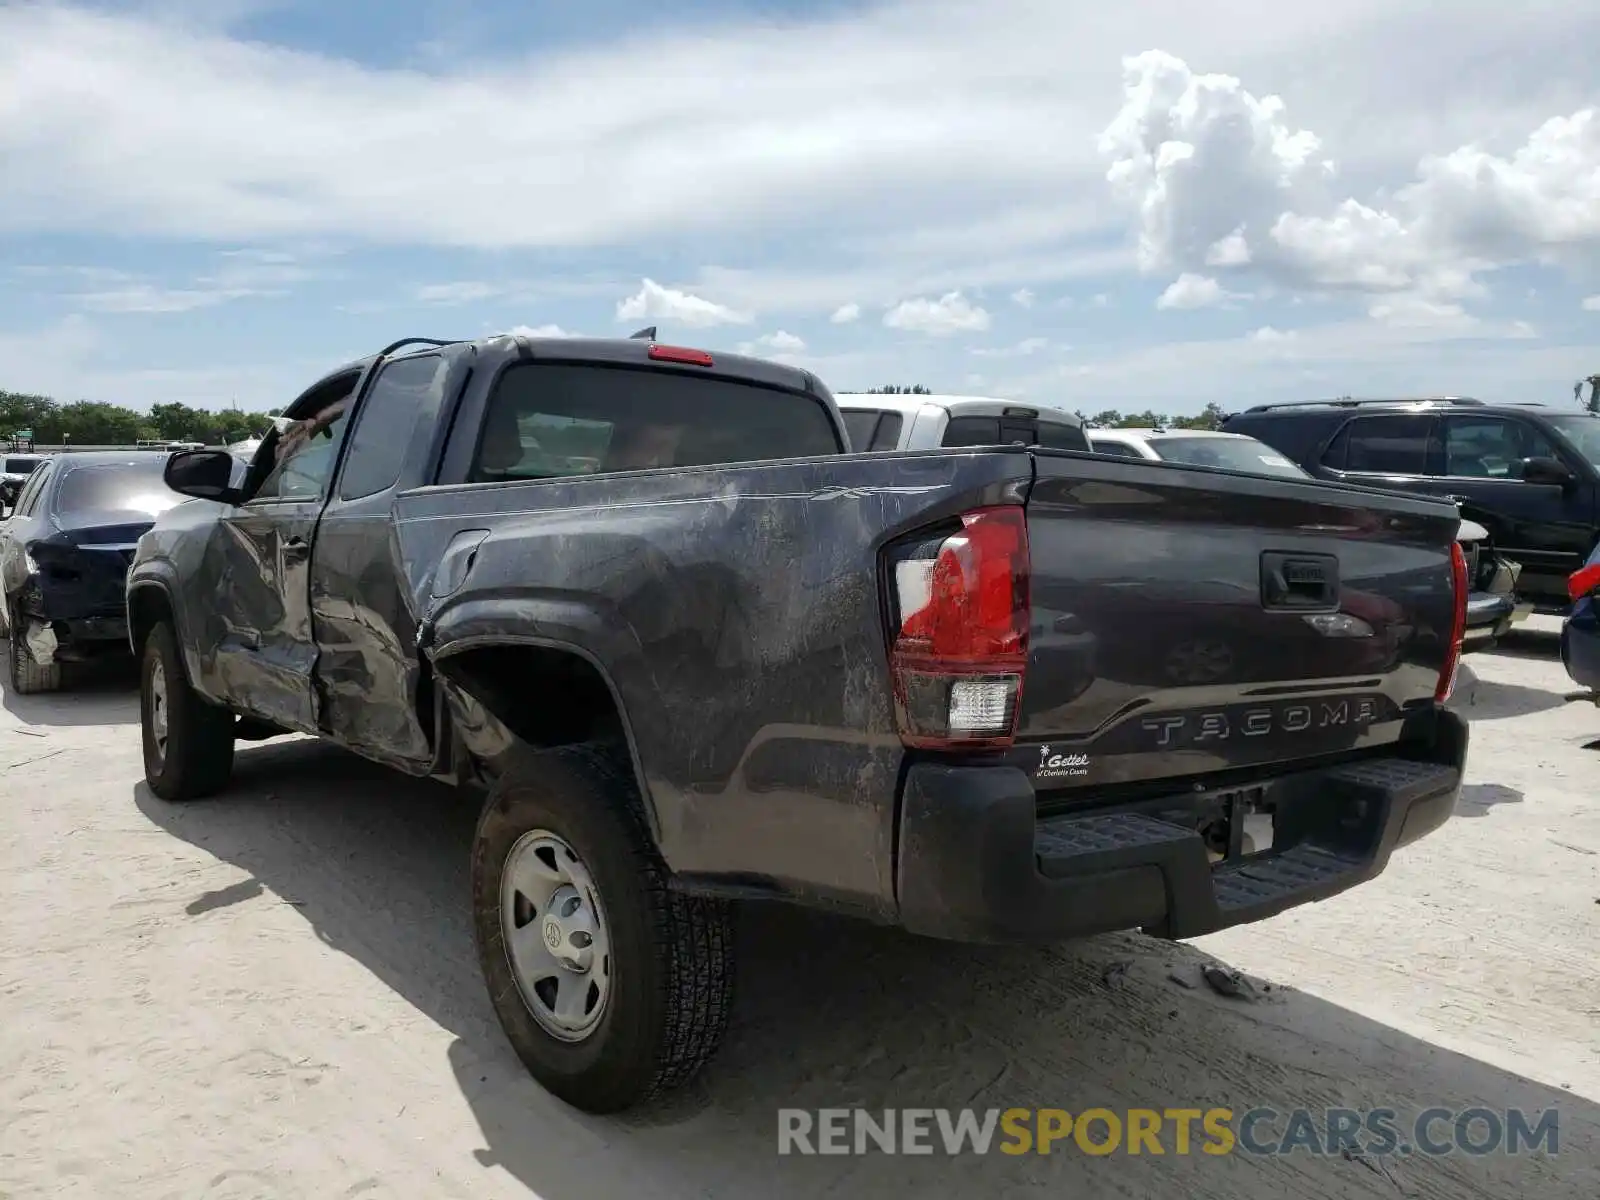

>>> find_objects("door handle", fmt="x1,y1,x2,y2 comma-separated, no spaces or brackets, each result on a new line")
284,535,309,552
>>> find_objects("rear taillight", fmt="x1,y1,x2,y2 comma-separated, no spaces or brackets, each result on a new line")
1569,562,1600,603
1436,541,1468,703
886,506,1030,748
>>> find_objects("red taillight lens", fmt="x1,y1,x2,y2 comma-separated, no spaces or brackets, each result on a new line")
1568,562,1600,603
647,344,714,366
887,506,1030,748
1436,540,1468,702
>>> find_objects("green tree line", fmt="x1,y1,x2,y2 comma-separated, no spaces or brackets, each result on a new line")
1,390,278,446
1080,402,1228,430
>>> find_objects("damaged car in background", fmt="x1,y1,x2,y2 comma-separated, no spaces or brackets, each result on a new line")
0,451,184,693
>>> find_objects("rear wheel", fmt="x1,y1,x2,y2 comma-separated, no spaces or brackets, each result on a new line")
141,621,234,801
472,744,735,1113
7,601,61,694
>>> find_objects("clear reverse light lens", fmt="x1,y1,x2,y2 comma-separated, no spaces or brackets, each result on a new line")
947,676,1019,735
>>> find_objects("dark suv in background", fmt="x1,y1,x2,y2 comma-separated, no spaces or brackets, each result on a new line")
1223,398,1600,612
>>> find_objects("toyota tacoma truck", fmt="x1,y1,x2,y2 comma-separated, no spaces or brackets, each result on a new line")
127,332,1471,1114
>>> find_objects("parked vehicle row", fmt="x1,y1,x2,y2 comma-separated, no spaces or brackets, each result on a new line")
833,396,1533,653
1221,396,1600,611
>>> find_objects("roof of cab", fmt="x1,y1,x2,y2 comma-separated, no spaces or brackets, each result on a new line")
314,335,829,400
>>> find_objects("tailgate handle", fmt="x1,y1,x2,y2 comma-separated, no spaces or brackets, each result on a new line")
1261,552,1339,612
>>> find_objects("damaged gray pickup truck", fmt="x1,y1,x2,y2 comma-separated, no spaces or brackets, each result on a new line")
127,332,1471,1113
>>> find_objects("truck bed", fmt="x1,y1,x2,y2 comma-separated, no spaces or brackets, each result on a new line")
400,443,1464,922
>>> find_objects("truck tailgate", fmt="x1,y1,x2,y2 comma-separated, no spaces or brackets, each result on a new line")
1012,453,1463,792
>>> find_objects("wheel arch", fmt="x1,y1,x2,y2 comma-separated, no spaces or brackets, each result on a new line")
431,634,661,844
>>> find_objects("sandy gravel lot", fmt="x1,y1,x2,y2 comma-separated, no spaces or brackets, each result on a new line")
2,620,1596,1199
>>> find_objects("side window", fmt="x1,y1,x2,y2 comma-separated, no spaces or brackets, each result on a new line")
253,399,354,501
1337,415,1434,474
870,412,904,450
1441,416,1563,479
942,416,1002,447
842,410,881,451
1037,420,1089,451
337,355,447,500
840,409,905,452
15,463,52,516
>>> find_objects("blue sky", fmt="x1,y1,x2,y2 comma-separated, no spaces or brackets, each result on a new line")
3,0,1599,415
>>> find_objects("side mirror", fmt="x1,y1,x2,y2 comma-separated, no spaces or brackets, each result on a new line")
1519,456,1573,487
164,449,243,504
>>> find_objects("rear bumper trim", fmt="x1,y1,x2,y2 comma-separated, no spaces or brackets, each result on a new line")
894,707,1468,944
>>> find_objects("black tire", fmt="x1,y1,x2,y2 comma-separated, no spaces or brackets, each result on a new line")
140,621,235,801
7,601,62,694
472,744,735,1114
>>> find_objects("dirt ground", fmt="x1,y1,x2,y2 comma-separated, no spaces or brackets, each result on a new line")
1,619,1596,1199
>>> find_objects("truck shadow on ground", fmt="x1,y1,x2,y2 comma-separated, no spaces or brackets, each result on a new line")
1454,783,1525,817
132,738,1596,1200
1450,662,1569,722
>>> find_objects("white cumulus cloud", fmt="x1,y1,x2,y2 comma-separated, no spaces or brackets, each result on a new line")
1583,295,1600,311
738,330,807,355
508,324,578,338
1099,49,1600,311
883,291,991,335
830,303,861,324
1011,288,1035,308
616,278,752,328
1156,273,1225,310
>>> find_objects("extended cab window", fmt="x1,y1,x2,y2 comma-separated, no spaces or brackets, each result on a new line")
470,364,841,482
1324,414,1433,474
1441,415,1562,479
338,355,446,500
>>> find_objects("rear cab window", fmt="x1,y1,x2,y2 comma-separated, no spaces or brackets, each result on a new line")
942,413,1088,451
469,363,843,483
54,458,182,520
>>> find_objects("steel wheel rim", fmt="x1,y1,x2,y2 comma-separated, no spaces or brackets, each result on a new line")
500,829,611,1042
148,659,169,761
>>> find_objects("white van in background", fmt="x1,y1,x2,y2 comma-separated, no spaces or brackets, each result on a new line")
832,393,1090,453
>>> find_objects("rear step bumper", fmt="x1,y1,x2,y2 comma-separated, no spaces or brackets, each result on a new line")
894,707,1467,944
